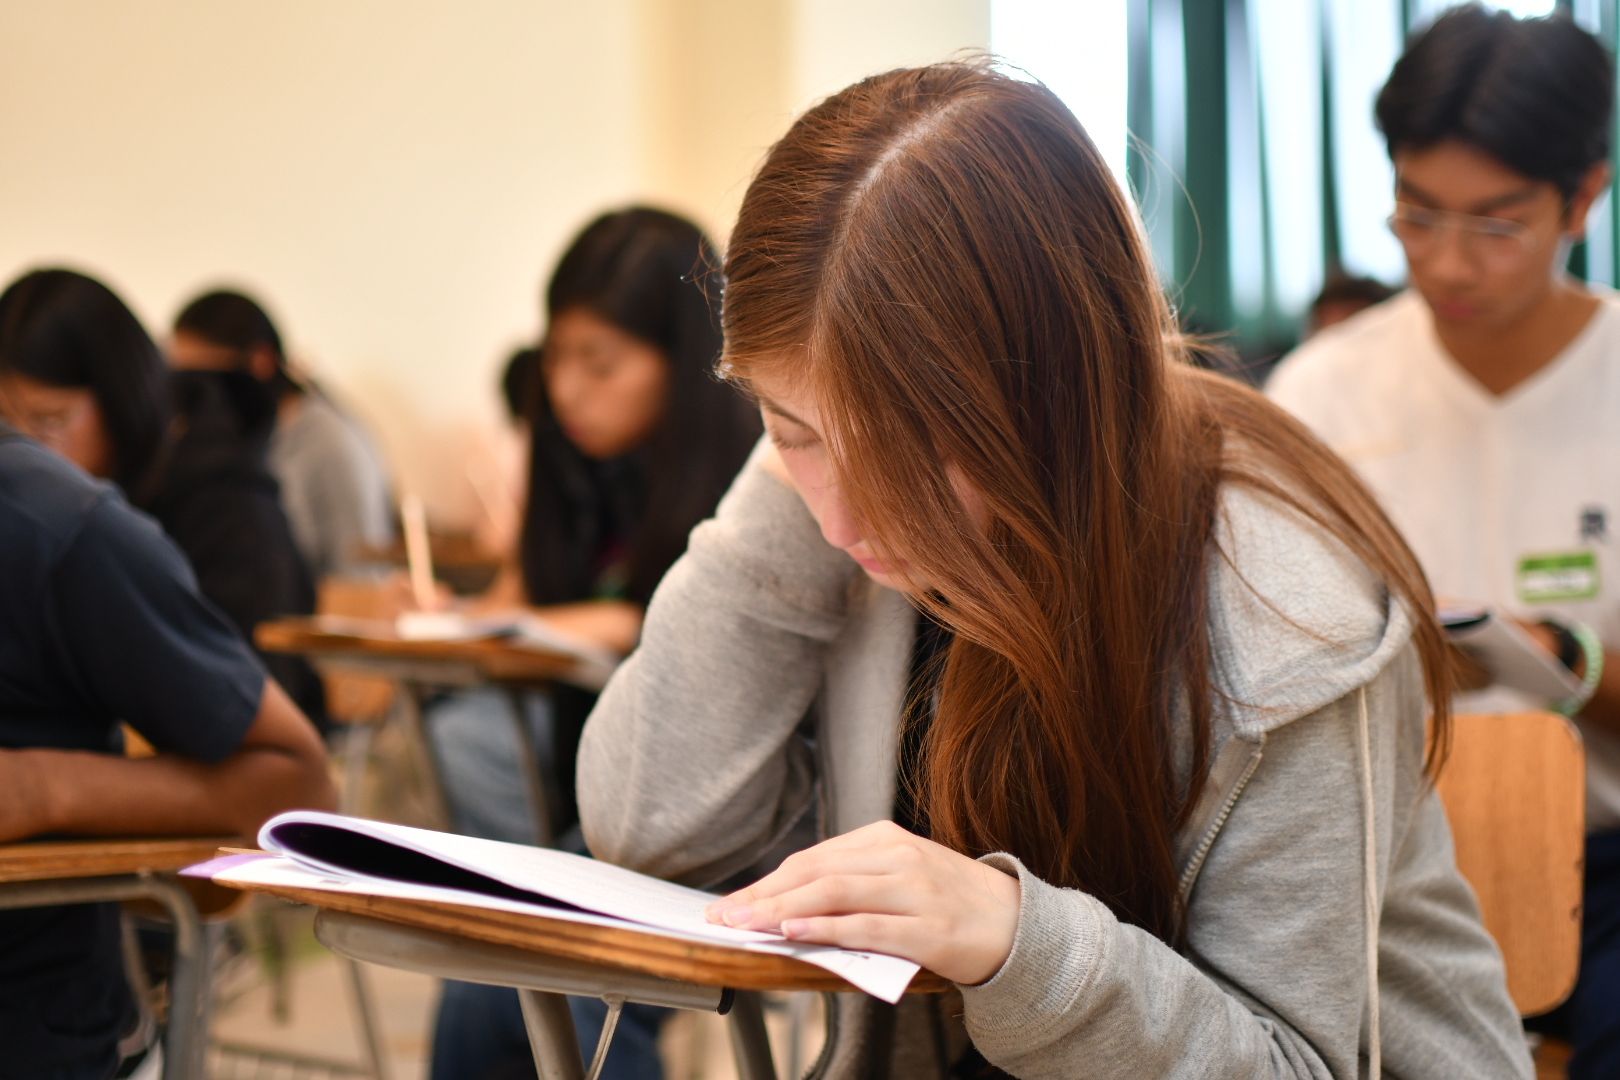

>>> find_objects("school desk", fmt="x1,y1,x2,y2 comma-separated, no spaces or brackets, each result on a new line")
256,615,583,841
0,836,237,1080
209,863,949,1080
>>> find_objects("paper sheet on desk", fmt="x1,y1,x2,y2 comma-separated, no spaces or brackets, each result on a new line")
395,611,619,690
186,812,920,1002
1441,605,1583,703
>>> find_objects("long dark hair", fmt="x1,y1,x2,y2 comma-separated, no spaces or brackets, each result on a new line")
724,63,1451,944
0,269,171,493
521,207,761,605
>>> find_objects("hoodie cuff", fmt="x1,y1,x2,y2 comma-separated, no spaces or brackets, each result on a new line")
958,853,1113,1057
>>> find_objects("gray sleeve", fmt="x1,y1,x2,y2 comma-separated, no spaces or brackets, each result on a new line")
277,405,393,579
577,459,859,887
960,650,1530,1080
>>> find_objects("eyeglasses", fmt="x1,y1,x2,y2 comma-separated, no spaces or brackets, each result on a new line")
0,377,95,450
1386,203,1541,270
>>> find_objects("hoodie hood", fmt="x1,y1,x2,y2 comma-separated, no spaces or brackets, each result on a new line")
1207,482,1417,739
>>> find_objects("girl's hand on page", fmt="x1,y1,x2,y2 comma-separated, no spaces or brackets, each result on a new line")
703,820,1021,985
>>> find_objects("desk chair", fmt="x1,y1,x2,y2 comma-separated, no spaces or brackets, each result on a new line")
0,838,231,1080
1435,710,1584,1080
1435,710,1585,1017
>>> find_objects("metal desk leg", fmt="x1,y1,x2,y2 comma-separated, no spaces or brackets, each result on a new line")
149,877,208,1080
584,995,626,1080
728,991,778,1080
504,687,554,847
518,989,586,1080
396,682,453,830
340,722,376,817
786,991,813,1078
315,911,748,1080
344,958,394,1080
0,874,210,1080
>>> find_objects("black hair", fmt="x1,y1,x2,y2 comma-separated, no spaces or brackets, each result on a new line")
1377,5,1615,201
174,289,298,398
1310,273,1397,315
521,207,761,606
0,269,171,492
501,346,538,422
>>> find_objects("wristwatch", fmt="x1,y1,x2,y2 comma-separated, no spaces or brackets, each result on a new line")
1542,618,1605,716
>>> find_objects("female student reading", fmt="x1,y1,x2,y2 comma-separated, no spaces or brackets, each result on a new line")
578,63,1531,1078
430,207,761,848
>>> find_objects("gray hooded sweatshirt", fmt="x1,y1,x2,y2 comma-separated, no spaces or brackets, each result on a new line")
578,455,1531,1080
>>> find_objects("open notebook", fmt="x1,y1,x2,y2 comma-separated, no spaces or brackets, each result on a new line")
1441,605,1583,703
183,811,919,1002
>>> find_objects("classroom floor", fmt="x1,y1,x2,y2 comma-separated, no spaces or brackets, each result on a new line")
210,946,435,1080
207,937,823,1080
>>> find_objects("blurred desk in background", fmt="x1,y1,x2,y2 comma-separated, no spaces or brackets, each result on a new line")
257,615,582,843
351,533,503,596
258,615,581,688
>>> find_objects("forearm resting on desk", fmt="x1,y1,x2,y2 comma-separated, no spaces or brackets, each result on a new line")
535,600,644,656
467,563,644,654
0,679,337,843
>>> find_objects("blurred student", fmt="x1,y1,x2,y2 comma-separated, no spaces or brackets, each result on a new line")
0,269,328,728
1306,272,1397,338
170,290,394,581
435,207,760,846
576,62,1527,1079
429,208,759,1080
1268,9,1619,1074
0,411,335,1078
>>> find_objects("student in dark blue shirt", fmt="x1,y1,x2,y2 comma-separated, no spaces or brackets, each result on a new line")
0,268,328,731
0,421,335,1080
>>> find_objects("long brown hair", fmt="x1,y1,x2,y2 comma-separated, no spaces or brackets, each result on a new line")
722,62,1450,943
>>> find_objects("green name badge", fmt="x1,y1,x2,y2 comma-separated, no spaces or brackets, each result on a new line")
1517,550,1601,604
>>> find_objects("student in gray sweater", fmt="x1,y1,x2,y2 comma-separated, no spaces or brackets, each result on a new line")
579,63,1530,1079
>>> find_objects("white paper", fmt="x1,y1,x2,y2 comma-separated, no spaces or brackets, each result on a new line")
1442,605,1582,703
252,811,920,1002
393,611,618,691
395,611,517,642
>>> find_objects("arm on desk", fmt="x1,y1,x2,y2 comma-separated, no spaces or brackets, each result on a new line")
469,561,645,655
532,601,643,656
0,679,337,843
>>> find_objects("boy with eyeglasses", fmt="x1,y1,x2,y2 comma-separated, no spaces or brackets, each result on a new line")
1268,7,1617,1073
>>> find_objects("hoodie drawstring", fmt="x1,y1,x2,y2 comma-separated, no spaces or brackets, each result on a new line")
1357,685,1381,1079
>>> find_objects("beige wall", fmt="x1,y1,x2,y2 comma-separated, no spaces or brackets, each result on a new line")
0,0,987,527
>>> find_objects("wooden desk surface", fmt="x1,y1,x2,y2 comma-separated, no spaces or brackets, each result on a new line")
0,837,239,884
256,616,580,684
222,871,949,996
